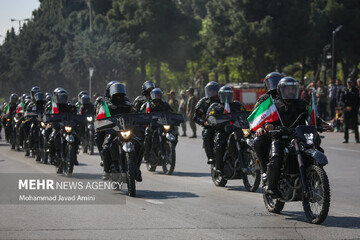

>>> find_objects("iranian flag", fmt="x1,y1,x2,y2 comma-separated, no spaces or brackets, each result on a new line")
4,104,10,115
247,97,280,131
49,99,59,114
307,93,317,126
143,99,151,113
16,100,25,114
96,101,111,120
224,97,230,113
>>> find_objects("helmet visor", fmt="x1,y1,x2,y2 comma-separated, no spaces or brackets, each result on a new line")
205,84,220,98
219,90,233,103
55,93,68,104
34,92,45,102
143,81,155,92
80,95,90,105
109,83,126,98
150,89,162,100
278,82,300,100
265,76,282,92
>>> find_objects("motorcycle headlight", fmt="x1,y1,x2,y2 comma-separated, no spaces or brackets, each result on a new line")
304,133,314,145
87,116,93,122
120,130,132,139
242,128,250,138
65,126,72,133
41,122,46,128
7,118,10,122
163,125,171,132
13,117,18,123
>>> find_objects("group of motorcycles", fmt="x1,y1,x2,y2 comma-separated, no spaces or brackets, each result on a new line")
1,96,331,225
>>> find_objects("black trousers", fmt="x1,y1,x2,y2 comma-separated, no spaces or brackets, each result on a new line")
344,110,359,141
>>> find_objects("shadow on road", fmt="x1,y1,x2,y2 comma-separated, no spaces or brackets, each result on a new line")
136,190,199,199
226,185,262,194
282,211,360,228
170,171,210,178
70,173,103,180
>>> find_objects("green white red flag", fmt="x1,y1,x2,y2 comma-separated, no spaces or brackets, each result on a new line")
49,98,59,114
224,97,230,113
4,104,10,115
307,92,317,126
247,97,280,131
16,101,25,114
96,101,111,120
143,99,150,113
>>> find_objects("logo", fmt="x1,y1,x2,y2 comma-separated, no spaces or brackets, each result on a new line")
260,113,266,120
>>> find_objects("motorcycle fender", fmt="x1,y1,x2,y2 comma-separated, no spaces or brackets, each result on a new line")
65,134,75,143
304,148,328,165
166,133,176,141
42,129,46,135
88,124,95,131
122,142,134,153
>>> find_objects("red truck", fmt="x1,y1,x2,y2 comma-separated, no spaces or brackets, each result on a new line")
228,83,266,111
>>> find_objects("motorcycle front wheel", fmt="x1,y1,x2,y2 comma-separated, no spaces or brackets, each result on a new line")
88,130,94,155
162,141,176,175
63,144,76,177
303,165,330,224
126,152,136,197
263,190,285,213
242,149,261,192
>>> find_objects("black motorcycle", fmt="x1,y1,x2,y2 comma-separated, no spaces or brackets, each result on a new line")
207,112,261,192
263,115,330,224
39,120,52,164
13,113,25,151
95,113,153,197
82,114,95,155
145,112,183,175
45,113,84,177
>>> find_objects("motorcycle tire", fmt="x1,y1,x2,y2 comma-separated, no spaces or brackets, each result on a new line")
242,149,261,192
126,152,136,197
211,164,227,187
89,131,94,155
302,165,330,224
63,144,76,177
162,141,176,175
263,190,285,213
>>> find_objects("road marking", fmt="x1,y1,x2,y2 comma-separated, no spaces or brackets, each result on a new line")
326,146,360,153
145,199,164,205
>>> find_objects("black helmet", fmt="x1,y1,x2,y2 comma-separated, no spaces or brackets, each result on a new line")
21,93,30,101
109,83,126,98
218,86,234,103
34,92,46,103
150,88,162,101
10,93,19,104
54,88,68,104
78,91,89,102
105,81,119,98
30,86,41,100
142,81,155,95
95,96,103,107
205,81,221,98
277,77,300,100
264,72,283,93
45,92,52,102
80,94,90,105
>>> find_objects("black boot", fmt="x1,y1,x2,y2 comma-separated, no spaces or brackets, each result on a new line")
266,157,281,196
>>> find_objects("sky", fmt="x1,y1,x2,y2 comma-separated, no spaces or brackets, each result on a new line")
0,0,40,39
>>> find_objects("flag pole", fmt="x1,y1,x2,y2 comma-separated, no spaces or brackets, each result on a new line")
270,95,284,127
312,92,317,126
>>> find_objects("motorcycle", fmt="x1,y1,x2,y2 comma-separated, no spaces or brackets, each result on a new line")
207,112,261,192
145,112,184,175
95,113,153,197
45,113,84,177
13,113,25,151
263,114,330,224
82,114,95,155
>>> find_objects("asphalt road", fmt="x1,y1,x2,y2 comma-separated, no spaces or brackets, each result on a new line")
0,127,359,239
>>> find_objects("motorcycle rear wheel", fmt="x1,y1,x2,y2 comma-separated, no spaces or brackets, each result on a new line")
211,165,227,187
263,190,285,213
303,165,330,224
